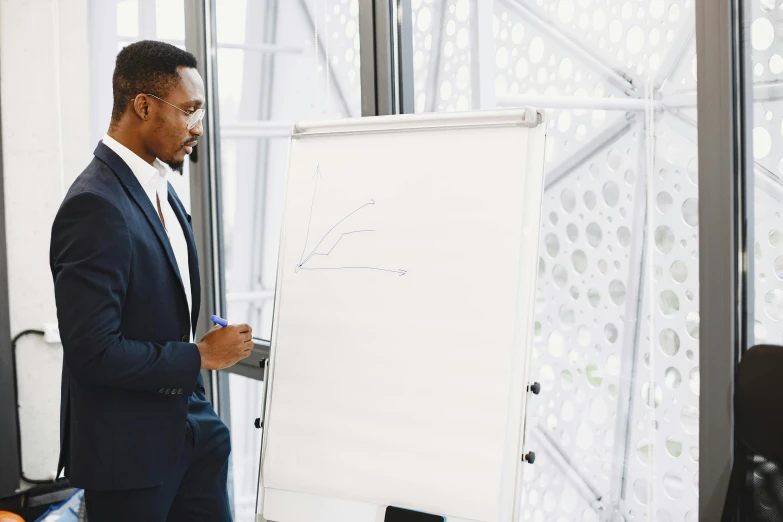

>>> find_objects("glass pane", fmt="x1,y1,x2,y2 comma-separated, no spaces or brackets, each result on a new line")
215,2,363,520
748,1,783,347
117,0,139,38
155,0,185,41
411,1,699,519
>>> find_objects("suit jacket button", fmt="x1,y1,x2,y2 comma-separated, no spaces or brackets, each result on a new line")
177,388,183,395
165,388,171,394
181,335,188,342
159,388,165,394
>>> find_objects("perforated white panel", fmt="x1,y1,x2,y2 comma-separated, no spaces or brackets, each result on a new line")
410,0,705,520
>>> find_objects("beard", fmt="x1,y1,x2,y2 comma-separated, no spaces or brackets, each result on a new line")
166,159,185,174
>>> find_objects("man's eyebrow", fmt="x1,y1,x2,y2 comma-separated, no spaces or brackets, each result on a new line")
184,99,205,108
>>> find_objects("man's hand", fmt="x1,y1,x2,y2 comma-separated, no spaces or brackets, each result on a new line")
197,324,254,370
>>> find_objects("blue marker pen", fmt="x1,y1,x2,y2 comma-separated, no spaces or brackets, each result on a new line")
211,315,265,343
210,315,229,327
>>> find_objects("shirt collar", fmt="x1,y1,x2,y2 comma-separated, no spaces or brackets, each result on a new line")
102,134,168,190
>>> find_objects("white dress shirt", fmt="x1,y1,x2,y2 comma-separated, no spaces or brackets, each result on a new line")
103,134,193,341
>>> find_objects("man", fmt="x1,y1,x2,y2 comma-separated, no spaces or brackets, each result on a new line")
50,40,252,521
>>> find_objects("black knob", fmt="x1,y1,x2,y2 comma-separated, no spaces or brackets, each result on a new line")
530,382,541,395
524,451,536,464
254,418,263,429
259,359,266,370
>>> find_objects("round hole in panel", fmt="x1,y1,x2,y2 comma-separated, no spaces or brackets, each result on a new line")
658,510,674,522
586,223,602,247
681,406,699,435
584,191,597,210
455,0,469,21
689,367,700,396
671,260,688,283
752,17,775,51
771,54,783,74
660,328,680,356
665,367,681,389
604,323,618,343
512,23,524,44
561,369,574,390
637,439,653,465
529,36,545,63
559,305,575,327
774,256,783,279
682,198,698,226
609,280,626,306
586,364,603,387
754,127,773,159
570,286,580,299
655,226,676,254
666,438,683,458
558,0,575,22
617,226,631,247
567,223,579,242
572,250,588,274
626,25,645,54
656,191,673,213
764,289,783,320
561,189,576,212
603,181,620,207
587,288,601,308
553,264,568,287
663,473,685,499
690,446,699,462
598,259,608,274
660,290,680,316
417,6,432,31
769,230,783,248
607,148,622,171
634,478,650,505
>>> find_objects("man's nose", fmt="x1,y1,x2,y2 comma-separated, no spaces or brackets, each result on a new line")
191,118,204,137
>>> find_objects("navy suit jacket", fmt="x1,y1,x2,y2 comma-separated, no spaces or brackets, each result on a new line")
50,142,207,490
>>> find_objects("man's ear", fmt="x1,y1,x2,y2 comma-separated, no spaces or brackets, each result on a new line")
132,94,150,122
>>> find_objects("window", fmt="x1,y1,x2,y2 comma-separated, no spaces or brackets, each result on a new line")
409,0,699,518
747,0,783,346
213,2,362,520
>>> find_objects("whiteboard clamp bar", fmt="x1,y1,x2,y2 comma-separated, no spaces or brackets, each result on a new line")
291,108,544,138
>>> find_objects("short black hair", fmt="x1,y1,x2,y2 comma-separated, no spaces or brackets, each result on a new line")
110,40,198,127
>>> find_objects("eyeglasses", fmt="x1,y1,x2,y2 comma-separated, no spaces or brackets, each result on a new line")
144,93,205,130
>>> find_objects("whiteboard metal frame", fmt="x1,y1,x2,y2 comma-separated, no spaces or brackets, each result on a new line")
256,108,547,522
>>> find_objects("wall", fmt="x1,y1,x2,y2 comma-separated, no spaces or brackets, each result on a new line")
0,0,91,486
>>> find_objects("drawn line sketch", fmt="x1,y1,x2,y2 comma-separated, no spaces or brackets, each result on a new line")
295,165,407,276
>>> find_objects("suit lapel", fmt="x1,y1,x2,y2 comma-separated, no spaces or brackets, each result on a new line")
168,184,201,336
94,142,190,320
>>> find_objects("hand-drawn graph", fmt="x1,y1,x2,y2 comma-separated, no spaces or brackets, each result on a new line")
295,166,407,276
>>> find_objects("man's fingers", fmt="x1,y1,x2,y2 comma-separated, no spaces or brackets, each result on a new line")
235,323,252,334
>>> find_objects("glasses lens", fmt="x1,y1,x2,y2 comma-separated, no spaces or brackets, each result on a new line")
187,109,205,130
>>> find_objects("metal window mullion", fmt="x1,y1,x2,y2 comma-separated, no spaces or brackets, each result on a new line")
0,50,21,498
184,0,227,411
695,0,752,521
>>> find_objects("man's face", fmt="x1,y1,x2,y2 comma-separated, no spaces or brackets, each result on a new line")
144,67,205,174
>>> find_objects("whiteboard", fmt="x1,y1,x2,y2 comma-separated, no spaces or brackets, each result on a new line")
257,109,547,522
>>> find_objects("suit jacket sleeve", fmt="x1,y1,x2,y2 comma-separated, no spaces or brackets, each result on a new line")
51,190,202,394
